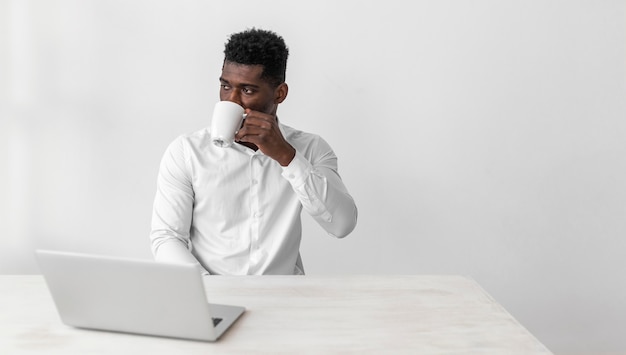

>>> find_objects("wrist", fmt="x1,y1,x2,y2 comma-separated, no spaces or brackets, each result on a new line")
278,146,296,167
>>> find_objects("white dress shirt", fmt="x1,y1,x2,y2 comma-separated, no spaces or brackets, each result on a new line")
150,122,357,275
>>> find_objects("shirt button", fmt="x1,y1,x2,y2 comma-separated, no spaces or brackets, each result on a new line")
251,179,258,185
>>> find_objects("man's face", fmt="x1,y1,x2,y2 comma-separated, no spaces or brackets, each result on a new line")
219,61,281,116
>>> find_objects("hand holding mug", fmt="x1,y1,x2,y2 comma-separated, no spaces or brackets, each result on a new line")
235,109,295,166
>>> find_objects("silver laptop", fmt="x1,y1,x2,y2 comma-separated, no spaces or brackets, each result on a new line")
35,249,245,342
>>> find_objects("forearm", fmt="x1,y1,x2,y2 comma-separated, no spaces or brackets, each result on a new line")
151,236,211,275
283,152,358,238
315,172,358,237
152,237,195,263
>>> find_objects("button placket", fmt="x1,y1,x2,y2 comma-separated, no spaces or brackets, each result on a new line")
248,154,263,267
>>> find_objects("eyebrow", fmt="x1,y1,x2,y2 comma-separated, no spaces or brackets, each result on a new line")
219,77,260,88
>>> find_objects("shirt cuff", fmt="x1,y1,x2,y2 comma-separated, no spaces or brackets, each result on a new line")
281,151,312,187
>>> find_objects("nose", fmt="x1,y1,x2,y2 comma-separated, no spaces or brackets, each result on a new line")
224,90,243,107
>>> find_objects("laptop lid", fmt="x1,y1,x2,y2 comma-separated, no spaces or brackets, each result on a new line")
35,249,245,342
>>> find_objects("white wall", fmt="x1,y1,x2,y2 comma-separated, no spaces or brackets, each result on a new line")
1,1,625,353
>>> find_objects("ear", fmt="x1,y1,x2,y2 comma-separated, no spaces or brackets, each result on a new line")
274,83,288,104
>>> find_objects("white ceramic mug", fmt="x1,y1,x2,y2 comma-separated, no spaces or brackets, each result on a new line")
210,101,246,148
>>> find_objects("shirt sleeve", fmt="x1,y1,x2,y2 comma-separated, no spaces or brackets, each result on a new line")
149,137,210,275
281,142,358,238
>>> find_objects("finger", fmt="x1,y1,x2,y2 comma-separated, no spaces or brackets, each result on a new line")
244,109,277,125
235,125,266,142
243,118,272,130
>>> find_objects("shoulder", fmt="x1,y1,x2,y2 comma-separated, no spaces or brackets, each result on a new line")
167,128,210,151
280,123,331,151
280,123,336,163
161,128,211,163
175,128,211,146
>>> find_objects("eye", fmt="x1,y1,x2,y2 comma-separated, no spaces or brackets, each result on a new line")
242,87,256,95
220,84,231,91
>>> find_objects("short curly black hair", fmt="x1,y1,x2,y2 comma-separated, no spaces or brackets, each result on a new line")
223,28,289,87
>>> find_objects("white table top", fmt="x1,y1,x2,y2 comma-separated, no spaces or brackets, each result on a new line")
0,275,551,354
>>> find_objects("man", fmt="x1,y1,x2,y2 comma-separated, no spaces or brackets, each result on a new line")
150,28,357,275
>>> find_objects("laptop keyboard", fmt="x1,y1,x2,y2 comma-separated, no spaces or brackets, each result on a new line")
212,317,223,326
